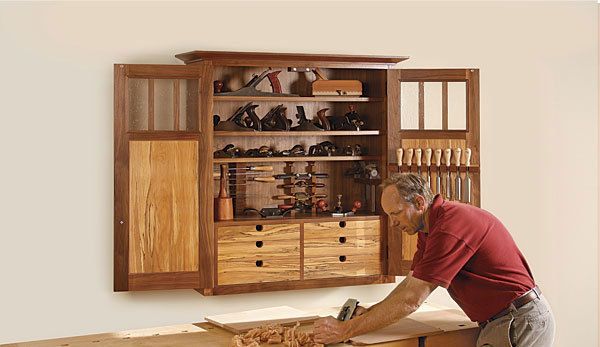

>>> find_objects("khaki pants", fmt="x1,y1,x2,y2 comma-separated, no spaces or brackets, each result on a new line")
477,295,555,347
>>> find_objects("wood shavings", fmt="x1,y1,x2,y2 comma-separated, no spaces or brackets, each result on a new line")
230,322,324,347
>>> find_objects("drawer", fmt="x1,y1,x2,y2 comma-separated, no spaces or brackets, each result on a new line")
304,220,380,240
219,239,300,260
304,253,380,279
304,234,380,257
217,223,300,243
218,256,300,285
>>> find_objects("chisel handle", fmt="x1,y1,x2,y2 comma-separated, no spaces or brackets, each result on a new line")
247,166,273,171
424,148,432,167
444,148,452,167
253,176,276,182
396,148,403,172
434,149,442,167
465,148,472,168
274,195,295,200
415,148,422,167
406,148,414,167
453,148,462,167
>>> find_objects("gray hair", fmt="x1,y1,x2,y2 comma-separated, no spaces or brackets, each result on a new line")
381,173,434,206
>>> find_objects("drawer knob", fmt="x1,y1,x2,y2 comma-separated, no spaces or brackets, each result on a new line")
256,241,263,248
256,260,263,267
339,255,347,262
339,221,346,228
339,237,346,244
256,225,263,231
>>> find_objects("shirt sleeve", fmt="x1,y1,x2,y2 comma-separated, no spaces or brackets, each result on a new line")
411,231,474,288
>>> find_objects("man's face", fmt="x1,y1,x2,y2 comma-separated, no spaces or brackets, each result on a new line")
381,185,423,235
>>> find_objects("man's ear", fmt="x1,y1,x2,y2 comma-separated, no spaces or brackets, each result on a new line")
415,195,426,211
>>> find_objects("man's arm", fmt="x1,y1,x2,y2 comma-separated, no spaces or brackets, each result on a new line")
313,273,437,344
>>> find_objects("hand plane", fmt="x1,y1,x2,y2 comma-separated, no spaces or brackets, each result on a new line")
337,298,359,321
215,68,298,97
214,102,262,131
311,68,362,97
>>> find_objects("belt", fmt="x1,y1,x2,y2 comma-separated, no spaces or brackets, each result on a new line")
478,286,541,329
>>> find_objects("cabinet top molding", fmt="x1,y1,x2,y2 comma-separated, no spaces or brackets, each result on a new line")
175,50,409,69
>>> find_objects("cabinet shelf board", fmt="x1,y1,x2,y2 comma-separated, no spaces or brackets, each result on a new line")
213,155,381,163
214,130,381,137
215,213,382,226
213,96,383,102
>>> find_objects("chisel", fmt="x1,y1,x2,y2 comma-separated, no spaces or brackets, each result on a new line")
464,148,472,204
415,148,422,178
396,148,403,173
424,148,432,188
444,148,452,199
405,148,414,173
434,149,442,194
215,176,276,183
453,148,462,201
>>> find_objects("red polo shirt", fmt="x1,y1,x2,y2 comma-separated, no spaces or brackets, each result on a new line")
411,195,535,322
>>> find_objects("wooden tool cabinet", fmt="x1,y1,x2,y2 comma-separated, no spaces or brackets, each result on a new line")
114,51,480,294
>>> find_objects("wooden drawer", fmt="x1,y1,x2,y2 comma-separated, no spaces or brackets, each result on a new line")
217,223,300,243
303,219,381,279
217,224,301,286
304,220,380,240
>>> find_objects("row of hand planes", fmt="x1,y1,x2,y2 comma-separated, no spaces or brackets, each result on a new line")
396,147,474,204
214,142,365,158
214,104,366,132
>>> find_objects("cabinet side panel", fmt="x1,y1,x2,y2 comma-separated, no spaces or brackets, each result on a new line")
129,140,199,273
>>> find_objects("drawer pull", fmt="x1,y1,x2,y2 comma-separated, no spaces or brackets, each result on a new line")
339,221,346,228
339,237,346,244
256,260,263,267
256,241,263,248
339,255,347,262
256,225,263,231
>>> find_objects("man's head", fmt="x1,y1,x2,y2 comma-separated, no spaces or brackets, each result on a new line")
380,173,434,235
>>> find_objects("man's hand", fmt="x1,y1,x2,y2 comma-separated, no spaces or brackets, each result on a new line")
352,305,368,318
313,316,349,344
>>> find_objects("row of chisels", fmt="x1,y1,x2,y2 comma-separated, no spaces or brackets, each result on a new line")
396,147,474,204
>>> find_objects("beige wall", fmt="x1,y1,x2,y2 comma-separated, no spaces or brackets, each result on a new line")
0,2,597,346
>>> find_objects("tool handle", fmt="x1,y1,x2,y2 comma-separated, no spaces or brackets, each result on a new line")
219,164,228,198
415,148,422,167
434,149,442,167
313,68,328,81
453,148,462,166
424,148,432,167
253,176,276,182
465,148,472,167
274,195,295,200
250,166,273,171
406,148,414,166
444,148,452,167
396,148,403,167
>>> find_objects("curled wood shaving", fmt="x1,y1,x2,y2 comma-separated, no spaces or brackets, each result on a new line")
230,322,324,347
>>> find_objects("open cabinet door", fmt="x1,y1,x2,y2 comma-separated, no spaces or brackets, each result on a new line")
114,63,214,291
385,69,480,276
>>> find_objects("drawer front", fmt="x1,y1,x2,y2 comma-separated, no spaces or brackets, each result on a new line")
217,225,301,286
304,220,380,279
304,253,380,279
304,220,380,240
217,223,300,243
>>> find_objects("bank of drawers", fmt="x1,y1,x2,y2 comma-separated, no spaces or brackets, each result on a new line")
217,219,380,285
217,224,300,285
304,220,381,279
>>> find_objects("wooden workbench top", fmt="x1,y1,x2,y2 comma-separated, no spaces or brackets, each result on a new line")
1,303,479,347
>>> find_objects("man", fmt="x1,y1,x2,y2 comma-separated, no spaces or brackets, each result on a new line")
314,173,555,346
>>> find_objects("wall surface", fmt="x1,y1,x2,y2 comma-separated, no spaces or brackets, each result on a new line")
0,2,597,346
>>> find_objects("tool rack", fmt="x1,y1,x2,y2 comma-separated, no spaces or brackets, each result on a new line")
114,51,480,294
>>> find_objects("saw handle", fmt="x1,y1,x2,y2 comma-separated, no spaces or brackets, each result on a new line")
434,149,442,167
465,148,472,167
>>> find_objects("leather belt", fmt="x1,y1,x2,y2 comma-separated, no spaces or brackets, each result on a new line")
478,286,541,329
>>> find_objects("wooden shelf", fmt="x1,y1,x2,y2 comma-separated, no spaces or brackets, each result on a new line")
214,130,381,137
215,213,382,226
213,96,383,102
214,155,381,163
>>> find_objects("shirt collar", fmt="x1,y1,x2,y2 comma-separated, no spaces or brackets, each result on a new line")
428,194,445,228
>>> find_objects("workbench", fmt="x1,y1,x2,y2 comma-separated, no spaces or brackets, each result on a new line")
2,303,479,347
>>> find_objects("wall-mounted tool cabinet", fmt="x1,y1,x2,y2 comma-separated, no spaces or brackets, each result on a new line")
114,51,480,294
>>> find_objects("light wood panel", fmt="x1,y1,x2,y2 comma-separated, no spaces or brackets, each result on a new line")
217,224,300,242
218,257,300,285
304,234,380,256
129,140,199,274
304,220,380,239
304,253,380,279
